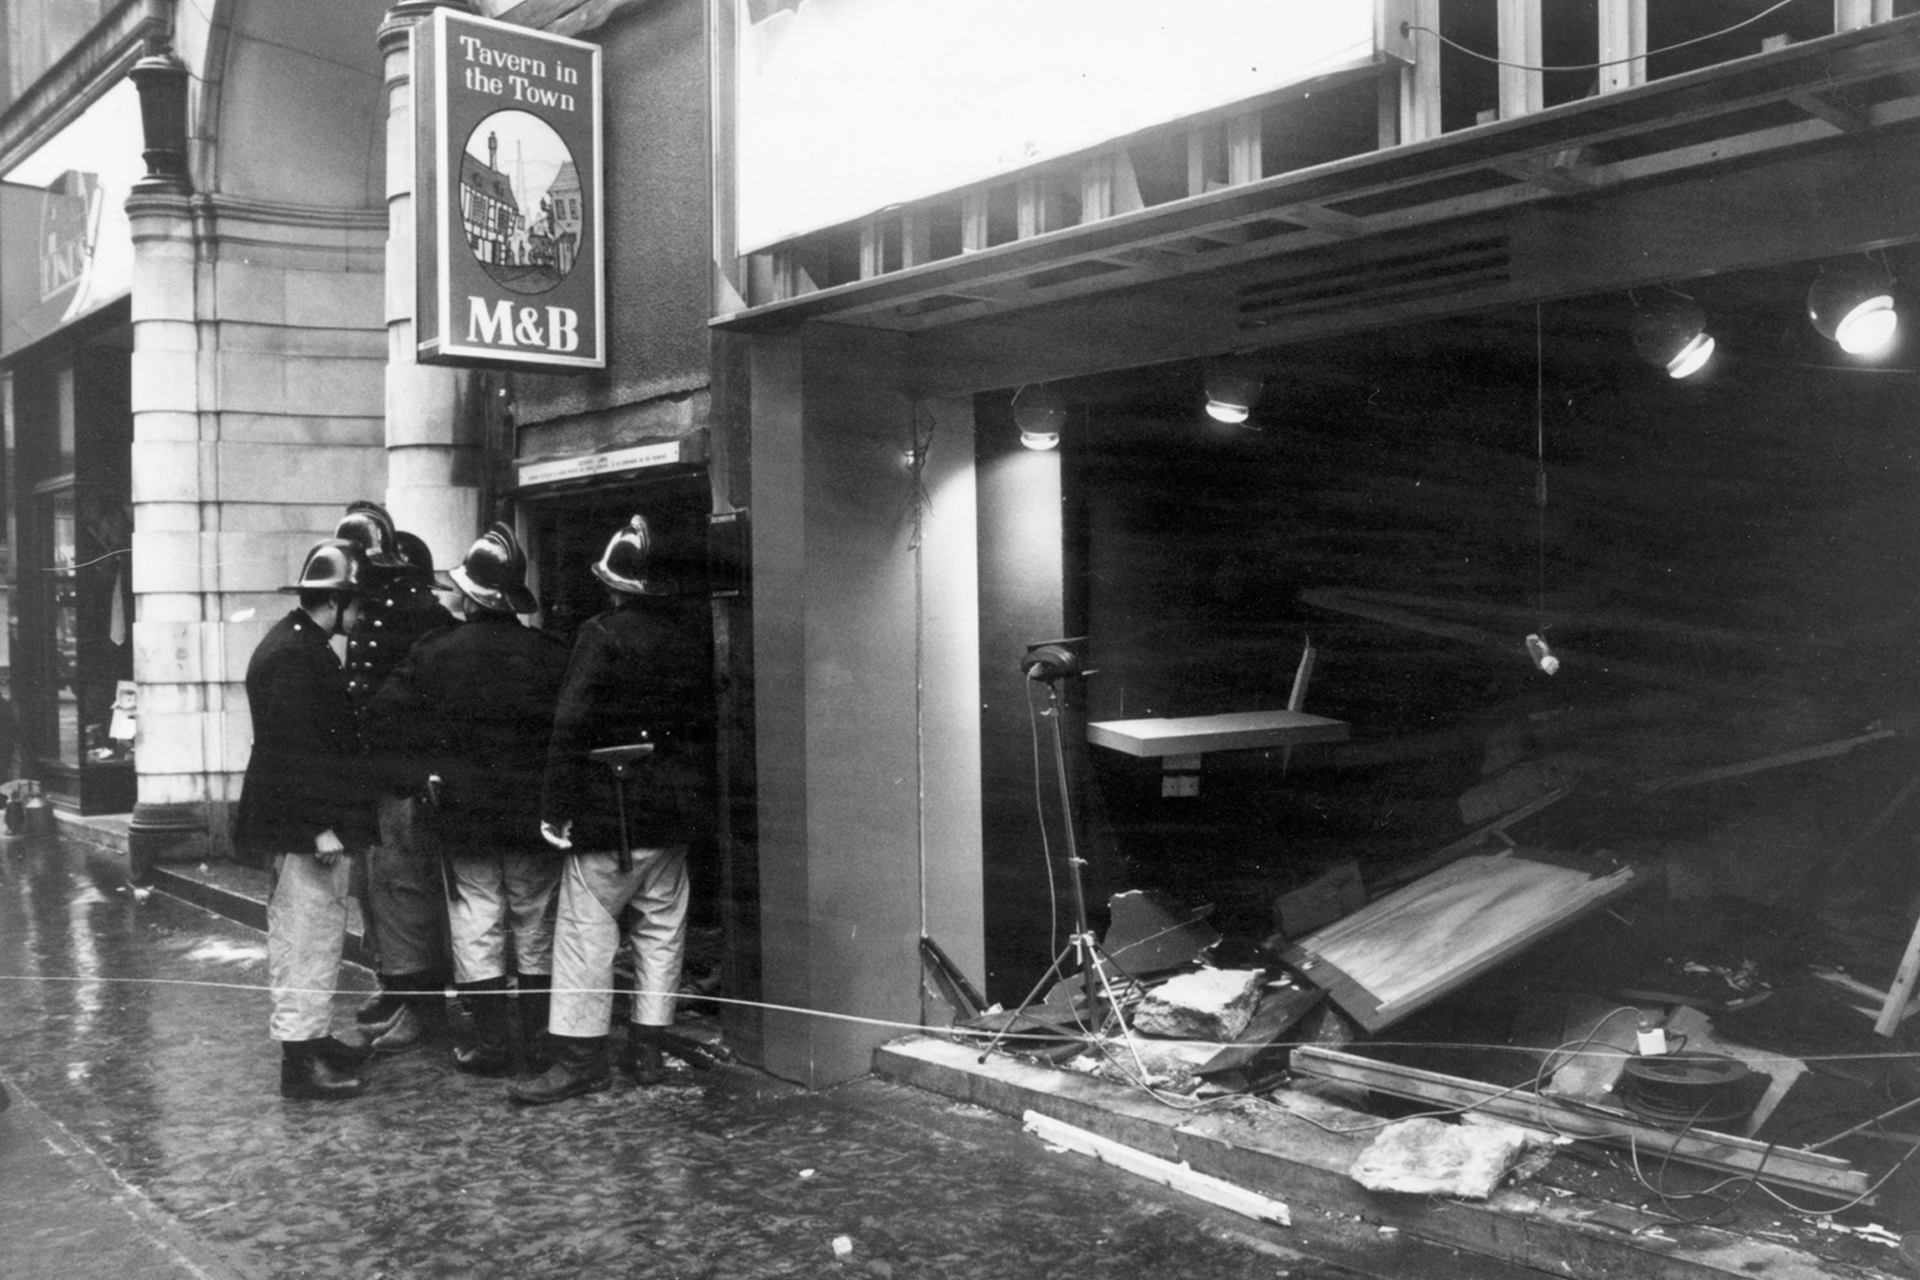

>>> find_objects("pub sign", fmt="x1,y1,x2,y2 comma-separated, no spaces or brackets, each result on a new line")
415,8,604,370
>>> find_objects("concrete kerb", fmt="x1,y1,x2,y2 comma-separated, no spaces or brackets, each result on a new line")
49,810,375,970
873,1035,1898,1280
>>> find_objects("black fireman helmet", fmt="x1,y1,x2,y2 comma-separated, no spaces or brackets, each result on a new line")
392,530,452,588
591,515,653,595
334,500,404,570
279,538,371,595
450,522,537,614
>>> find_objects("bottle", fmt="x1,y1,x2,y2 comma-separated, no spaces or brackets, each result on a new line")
1635,1014,1668,1056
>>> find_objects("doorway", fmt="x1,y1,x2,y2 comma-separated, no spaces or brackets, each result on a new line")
9,316,133,813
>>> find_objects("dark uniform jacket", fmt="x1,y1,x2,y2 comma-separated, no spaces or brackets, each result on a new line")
363,610,570,853
344,579,457,711
345,578,457,796
233,608,376,868
541,593,713,853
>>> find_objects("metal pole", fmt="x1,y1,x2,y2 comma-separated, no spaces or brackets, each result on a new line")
1045,681,1098,1016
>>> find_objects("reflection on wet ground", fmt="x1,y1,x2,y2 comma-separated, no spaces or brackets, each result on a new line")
0,836,1434,1280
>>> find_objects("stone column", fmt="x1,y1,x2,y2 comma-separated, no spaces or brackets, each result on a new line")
380,0,482,571
125,186,210,873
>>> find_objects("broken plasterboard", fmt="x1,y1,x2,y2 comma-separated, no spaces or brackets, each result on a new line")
1281,849,1644,1033
1349,1116,1532,1200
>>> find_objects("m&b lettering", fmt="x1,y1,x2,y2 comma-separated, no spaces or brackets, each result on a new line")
466,298,583,354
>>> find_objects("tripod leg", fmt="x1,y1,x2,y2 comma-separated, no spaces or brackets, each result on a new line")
974,943,1081,1063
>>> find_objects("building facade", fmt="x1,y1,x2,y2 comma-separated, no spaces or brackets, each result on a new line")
9,0,1920,1092
709,0,1920,1085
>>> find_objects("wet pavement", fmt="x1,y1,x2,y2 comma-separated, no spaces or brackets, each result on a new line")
0,834,1534,1280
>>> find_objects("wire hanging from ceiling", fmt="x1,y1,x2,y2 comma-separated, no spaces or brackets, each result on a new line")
1403,0,1801,75
1526,303,1559,676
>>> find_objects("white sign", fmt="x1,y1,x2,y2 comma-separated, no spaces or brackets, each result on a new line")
516,440,685,488
737,0,1389,254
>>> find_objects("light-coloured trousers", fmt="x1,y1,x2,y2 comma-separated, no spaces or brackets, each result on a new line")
446,849,560,984
549,845,687,1037
267,852,353,1041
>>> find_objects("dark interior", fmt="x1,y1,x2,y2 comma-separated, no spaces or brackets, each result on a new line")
977,247,1920,1002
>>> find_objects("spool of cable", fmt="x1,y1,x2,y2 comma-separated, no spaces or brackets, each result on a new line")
1617,1052,1762,1128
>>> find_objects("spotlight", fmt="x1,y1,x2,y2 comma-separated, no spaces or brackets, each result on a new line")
1013,384,1066,450
1203,366,1264,423
1807,261,1899,356
1630,295,1715,379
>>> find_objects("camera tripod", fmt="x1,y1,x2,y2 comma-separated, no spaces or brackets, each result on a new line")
975,643,1130,1063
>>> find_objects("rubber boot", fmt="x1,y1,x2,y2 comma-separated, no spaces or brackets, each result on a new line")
354,984,408,1032
507,1035,610,1106
620,1025,669,1086
370,975,447,1053
451,977,513,1076
515,973,552,1074
317,1033,374,1072
643,1024,732,1071
280,1039,365,1101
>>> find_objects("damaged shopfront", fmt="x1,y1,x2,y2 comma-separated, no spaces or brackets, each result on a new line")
715,1,1920,1275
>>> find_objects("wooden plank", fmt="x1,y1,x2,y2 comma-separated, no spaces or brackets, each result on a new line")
1087,709,1349,758
1811,966,1920,1025
1024,1110,1292,1225
1638,729,1897,793
1226,110,1262,186
960,191,989,252
1395,0,1442,144
1663,1005,1804,1138
920,935,985,1021
901,209,932,268
1497,0,1544,120
1597,0,1646,94
1807,1092,1920,1152
1291,1046,1872,1202
1789,89,1868,132
1874,911,1920,1037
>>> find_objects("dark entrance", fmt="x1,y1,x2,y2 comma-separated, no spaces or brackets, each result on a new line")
6,307,134,814
519,472,711,646
517,468,720,921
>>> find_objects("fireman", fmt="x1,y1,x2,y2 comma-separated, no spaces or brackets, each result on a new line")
234,539,380,1099
510,514,720,1104
364,524,570,1076
333,501,459,1051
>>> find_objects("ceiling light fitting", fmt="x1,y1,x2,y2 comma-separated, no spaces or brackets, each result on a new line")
1630,295,1715,379
1807,261,1899,356
1203,367,1264,424
1012,383,1066,450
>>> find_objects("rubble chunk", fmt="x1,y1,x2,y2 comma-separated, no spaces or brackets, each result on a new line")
1131,968,1263,1041
1349,1117,1530,1200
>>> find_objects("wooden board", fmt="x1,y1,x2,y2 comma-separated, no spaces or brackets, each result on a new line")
1875,910,1920,1038
1291,1045,1871,1203
1023,1111,1291,1225
1086,709,1349,757
1663,1005,1805,1138
1282,849,1642,1033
